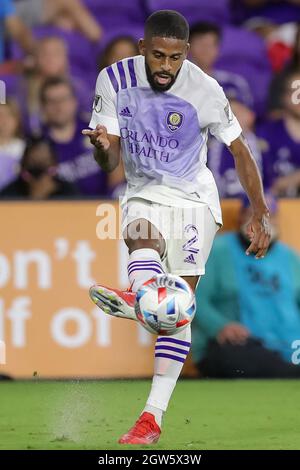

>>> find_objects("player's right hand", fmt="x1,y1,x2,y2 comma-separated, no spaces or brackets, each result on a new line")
82,125,110,151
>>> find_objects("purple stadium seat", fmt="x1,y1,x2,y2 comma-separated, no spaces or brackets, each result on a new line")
100,24,144,50
83,0,146,31
215,26,272,116
217,26,268,66
232,0,300,25
146,0,230,26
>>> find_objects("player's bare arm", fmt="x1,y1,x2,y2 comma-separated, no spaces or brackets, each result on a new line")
228,134,271,259
82,125,120,172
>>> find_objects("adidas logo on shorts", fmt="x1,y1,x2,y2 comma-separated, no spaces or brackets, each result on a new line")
184,254,196,265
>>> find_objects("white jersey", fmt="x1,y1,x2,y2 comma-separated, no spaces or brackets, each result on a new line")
89,55,242,225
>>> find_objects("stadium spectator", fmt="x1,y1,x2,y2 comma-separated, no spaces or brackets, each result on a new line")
0,0,35,66
272,171,300,197
98,36,139,71
39,77,109,197
22,36,92,134
192,195,300,378
258,70,300,197
207,89,262,198
189,22,221,76
0,100,25,191
268,23,300,118
189,22,255,113
14,0,102,43
0,137,77,199
97,36,139,197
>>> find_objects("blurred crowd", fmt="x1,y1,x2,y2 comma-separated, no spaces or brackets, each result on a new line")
0,0,300,200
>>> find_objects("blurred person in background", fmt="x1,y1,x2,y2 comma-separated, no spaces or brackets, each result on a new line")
258,70,300,197
189,22,221,76
0,137,77,199
98,36,139,71
0,99,25,190
14,0,102,43
208,88,262,198
0,0,35,67
192,194,300,378
40,76,110,197
189,22,254,113
22,36,93,134
97,35,139,197
268,22,300,118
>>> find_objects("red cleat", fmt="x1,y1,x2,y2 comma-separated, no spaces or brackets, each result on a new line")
118,412,161,445
89,284,136,320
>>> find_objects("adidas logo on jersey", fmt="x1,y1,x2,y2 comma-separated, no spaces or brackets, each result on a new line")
120,107,132,117
184,254,196,265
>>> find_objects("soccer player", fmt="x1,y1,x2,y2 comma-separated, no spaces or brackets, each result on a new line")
83,10,271,445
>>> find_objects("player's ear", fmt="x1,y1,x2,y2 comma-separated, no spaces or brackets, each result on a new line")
185,42,190,57
139,38,146,56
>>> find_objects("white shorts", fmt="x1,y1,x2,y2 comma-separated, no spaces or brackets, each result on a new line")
121,197,219,276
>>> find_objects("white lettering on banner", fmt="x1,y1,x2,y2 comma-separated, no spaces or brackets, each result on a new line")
0,254,10,288
291,340,300,365
0,239,96,289
0,299,152,350
96,204,117,240
92,307,111,346
54,238,69,259
72,241,96,288
7,297,31,347
15,250,51,289
51,308,92,348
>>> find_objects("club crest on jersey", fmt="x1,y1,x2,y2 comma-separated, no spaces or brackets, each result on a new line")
93,95,102,113
166,111,184,132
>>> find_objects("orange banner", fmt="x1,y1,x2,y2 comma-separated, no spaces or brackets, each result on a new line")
0,200,299,378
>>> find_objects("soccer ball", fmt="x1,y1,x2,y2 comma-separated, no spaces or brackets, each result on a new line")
135,274,196,336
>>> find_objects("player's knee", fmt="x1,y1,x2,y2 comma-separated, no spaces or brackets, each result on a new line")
125,237,164,257
123,219,166,256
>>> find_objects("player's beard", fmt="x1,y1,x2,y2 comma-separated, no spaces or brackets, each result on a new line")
145,62,179,92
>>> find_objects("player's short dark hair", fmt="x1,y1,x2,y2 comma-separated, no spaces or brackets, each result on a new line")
145,10,189,41
189,22,221,42
40,77,76,105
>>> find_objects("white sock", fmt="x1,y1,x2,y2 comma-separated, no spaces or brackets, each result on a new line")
127,248,164,293
143,324,191,426
143,404,163,427
127,248,191,428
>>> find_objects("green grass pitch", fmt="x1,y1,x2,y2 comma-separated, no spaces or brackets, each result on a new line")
0,379,299,450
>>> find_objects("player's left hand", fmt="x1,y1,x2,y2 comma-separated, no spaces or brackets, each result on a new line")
245,212,271,259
